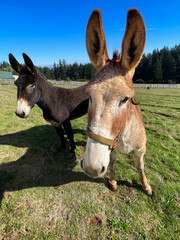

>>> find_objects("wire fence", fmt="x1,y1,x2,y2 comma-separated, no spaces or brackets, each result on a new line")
0,78,179,88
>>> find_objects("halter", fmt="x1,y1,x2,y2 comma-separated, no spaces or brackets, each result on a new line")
86,97,139,151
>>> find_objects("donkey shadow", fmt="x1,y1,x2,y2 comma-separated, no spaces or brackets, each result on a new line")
0,125,104,204
0,125,143,204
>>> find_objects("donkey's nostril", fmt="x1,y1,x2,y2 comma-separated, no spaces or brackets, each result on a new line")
100,166,105,175
22,111,25,116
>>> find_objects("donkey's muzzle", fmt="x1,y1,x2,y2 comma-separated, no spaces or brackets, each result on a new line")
80,159,106,178
15,99,31,118
15,110,27,118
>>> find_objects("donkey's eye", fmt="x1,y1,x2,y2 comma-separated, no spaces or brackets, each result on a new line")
27,84,35,92
119,97,129,107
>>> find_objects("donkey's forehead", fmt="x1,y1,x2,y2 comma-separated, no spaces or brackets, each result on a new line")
15,74,35,85
89,61,135,96
89,74,134,97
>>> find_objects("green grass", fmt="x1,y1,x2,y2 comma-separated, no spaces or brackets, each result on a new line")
0,83,180,239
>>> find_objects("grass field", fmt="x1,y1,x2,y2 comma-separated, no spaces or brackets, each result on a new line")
0,83,179,240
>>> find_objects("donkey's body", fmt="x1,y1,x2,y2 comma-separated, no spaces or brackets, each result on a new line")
9,53,91,153
81,9,152,195
36,79,89,124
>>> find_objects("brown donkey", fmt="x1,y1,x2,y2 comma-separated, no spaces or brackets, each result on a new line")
80,8,152,195
9,53,92,154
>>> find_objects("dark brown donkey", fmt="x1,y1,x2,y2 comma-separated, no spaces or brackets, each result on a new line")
80,8,152,195
9,53,92,154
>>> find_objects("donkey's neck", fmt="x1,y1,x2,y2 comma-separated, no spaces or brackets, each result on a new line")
36,77,55,111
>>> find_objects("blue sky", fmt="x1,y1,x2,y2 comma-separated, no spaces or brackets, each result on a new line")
1,0,180,66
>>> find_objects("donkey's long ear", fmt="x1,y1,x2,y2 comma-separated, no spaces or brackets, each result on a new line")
86,9,109,69
121,8,146,71
23,53,36,75
9,54,24,74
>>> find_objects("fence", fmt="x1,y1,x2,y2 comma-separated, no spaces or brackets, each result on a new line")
50,80,86,86
0,78,180,88
134,83,180,88
49,81,180,88
0,79,15,83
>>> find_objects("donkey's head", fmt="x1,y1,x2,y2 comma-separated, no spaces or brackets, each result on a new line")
81,8,146,178
9,53,41,118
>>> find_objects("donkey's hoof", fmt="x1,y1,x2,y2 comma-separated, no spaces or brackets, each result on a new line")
143,185,152,196
108,180,117,191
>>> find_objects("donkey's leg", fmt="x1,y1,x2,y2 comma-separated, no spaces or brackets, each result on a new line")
53,125,66,149
108,153,117,191
134,149,152,196
62,119,76,154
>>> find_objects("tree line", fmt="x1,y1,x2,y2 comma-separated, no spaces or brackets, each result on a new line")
37,60,96,81
0,61,12,73
1,44,180,83
134,45,180,84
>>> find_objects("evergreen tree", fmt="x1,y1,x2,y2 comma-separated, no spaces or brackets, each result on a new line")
43,67,51,79
151,50,162,83
155,57,163,83
1,61,9,68
174,55,180,83
53,63,58,80
71,62,79,80
161,47,175,83
61,59,67,80
79,64,85,79
50,68,55,79
134,54,152,82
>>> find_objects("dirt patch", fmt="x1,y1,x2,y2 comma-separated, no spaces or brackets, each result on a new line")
90,216,102,226
0,83,9,86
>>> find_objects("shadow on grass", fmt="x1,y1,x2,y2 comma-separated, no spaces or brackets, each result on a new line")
0,125,144,204
0,125,103,204
117,180,143,193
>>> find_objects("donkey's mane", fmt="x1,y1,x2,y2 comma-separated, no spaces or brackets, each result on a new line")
36,69,47,80
112,49,121,61
36,70,53,85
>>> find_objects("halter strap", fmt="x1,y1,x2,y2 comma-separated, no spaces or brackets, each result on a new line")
86,97,139,150
131,97,139,105
86,127,117,150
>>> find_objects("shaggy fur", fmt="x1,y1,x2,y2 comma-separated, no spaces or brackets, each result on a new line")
81,8,152,196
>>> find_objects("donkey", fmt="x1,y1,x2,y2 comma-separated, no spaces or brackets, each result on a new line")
9,53,92,154
80,8,152,195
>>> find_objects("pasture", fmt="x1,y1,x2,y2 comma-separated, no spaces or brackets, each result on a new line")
0,83,179,239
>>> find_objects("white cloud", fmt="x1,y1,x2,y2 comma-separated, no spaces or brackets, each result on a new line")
146,28,157,31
